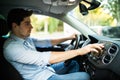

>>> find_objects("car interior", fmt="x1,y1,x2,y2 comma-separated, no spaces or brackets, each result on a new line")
0,18,23,80
0,0,120,80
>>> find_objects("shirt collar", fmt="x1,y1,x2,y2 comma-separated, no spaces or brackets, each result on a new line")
10,33,26,43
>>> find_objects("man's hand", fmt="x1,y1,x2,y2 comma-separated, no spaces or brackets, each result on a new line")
77,43,104,56
68,33,77,40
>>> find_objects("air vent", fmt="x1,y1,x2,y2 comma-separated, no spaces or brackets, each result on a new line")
108,44,118,55
102,43,118,64
102,54,112,64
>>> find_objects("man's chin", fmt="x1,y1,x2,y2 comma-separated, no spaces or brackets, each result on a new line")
26,34,30,37
28,34,30,37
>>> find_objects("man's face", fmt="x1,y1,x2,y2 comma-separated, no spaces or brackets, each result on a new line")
13,16,33,39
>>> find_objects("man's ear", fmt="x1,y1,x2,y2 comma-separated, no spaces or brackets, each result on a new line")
12,22,18,29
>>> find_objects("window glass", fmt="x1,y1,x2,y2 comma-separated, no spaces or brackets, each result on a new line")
30,14,79,39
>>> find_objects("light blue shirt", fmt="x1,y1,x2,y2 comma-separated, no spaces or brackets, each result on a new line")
3,34,55,80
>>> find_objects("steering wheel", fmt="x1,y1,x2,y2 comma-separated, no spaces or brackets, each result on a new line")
65,34,80,51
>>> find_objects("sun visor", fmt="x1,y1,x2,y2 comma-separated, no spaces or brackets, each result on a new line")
42,0,77,6
43,0,80,14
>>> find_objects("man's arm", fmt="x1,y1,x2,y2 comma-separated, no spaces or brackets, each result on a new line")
51,34,76,45
49,43,104,64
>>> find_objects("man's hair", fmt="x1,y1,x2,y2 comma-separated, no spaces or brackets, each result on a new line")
7,8,33,30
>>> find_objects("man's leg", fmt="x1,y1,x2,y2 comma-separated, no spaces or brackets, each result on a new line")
47,72,90,80
50,60,79,74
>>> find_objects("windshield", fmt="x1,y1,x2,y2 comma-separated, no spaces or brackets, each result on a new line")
70,0,120,39
29,0,120,40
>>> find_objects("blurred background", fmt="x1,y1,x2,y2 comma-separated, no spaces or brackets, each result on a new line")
30,0,120,39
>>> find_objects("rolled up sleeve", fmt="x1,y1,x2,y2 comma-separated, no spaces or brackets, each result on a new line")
32,38,52,48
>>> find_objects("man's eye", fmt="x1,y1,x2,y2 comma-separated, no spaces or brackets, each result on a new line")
26,23,30,26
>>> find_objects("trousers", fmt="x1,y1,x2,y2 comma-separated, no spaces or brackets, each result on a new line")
48,60,90,80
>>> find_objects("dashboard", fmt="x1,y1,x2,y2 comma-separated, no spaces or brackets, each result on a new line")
85,35,120,76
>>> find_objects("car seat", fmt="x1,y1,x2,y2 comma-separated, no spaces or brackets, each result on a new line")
0,18,23,80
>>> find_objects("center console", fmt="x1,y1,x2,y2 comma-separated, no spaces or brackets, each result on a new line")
88,41,119,67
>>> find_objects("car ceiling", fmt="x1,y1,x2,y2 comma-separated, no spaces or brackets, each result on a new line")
0,0,82,18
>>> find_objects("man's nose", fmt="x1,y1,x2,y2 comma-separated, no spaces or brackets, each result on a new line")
30,24,33,28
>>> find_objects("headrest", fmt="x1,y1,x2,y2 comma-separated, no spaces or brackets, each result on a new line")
0,15,9,36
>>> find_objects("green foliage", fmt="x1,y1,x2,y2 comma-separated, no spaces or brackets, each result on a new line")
31,15,63,33
100,0,120,25
48,18,59,33
31,15,44,32
73,6,115,26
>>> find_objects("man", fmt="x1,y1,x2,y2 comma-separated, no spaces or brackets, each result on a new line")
3,8,104,80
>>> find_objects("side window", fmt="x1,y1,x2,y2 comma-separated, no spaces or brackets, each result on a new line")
30,14,79,39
